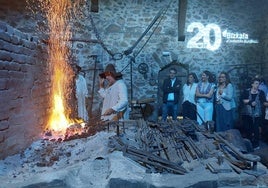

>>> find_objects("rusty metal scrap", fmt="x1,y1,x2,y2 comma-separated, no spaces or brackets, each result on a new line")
123,145,187,174
204,132,261,171
107,119,262,175
206,162,232,174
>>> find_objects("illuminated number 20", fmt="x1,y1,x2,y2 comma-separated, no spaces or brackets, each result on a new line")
187,22,222,51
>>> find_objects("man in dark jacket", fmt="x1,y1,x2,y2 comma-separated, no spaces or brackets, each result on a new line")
162,68,181,121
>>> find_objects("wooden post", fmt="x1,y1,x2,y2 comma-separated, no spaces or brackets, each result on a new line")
91,0,99,13
178,0,187,41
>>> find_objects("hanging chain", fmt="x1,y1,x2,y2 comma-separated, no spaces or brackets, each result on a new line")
89,14,123,60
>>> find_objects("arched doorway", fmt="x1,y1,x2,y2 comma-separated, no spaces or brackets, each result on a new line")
157,61,189,118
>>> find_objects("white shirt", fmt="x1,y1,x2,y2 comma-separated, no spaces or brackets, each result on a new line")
98,79,128,121
183,83,197,104
76,74,89,121
167,78,176,101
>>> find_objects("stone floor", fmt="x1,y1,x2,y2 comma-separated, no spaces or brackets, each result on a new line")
1,120,268,188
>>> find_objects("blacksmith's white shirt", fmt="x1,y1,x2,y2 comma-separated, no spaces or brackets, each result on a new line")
98,79,128,121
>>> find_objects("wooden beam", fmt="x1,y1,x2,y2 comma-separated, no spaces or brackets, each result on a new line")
178,0,187,41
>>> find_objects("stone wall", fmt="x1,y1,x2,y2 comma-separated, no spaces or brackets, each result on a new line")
71,0,268,115
1,0,267,113
263,15,268,81
0,21,49,159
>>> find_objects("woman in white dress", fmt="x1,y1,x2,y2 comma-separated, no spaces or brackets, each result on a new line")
182,72,198,121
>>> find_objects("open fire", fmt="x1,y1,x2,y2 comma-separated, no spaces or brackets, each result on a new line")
32,0,87,139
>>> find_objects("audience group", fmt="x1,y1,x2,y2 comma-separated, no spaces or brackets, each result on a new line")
162,68,268,150
96,64,268,151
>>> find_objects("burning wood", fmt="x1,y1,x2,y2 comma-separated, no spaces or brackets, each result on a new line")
43,121,107,142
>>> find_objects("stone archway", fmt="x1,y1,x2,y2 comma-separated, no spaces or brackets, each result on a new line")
157,61,189,117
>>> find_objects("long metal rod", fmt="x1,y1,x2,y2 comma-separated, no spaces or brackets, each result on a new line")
89,55,98,118
130,56,134,103
134,2,171,58
123,0,173,56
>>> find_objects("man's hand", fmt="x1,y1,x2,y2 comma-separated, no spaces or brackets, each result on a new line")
251,101,256,107
103,108,116,116
99,78,105,88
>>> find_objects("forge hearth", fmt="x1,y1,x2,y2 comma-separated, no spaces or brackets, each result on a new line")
1,119,268,188
43,121,107,142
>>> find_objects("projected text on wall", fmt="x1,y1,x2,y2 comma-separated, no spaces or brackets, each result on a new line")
186,22,259,51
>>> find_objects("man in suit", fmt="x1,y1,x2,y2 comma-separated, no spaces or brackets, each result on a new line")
161,68,181,121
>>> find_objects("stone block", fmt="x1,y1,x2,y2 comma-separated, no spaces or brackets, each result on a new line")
0,32,11,42
10,35,20,45
8,71,24,79
0,21,7,32
0,79,7,90
20,46,35,56
0,132,5,143
2,95,22,110
22,38,37,50
0,50,12,61
4,61,21,71
8,115,27,126
0,110,9,121
20,63,31,72
7,78,24,90
0,70,9,79
0,39,19,53
11,53,33,64
0,120,9,131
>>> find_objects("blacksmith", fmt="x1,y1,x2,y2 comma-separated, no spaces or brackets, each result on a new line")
98,64,128,121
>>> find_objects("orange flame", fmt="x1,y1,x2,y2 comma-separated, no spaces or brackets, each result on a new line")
40,0,83,132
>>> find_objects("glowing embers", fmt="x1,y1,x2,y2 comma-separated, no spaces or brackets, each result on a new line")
44,122,86,141
43,122,106,142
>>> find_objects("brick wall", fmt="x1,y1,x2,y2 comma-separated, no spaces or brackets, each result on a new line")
0,21,50,159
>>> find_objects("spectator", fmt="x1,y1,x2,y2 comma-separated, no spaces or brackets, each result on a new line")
98,64,128,121
215,72,236,132
255,75,268,139
263,93,268,142
182,72,198,121
255,75,268,96
195,70,215,125
241,77,266,150
161,68,181,121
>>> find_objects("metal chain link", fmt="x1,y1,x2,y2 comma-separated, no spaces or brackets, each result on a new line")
89,14,123,60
